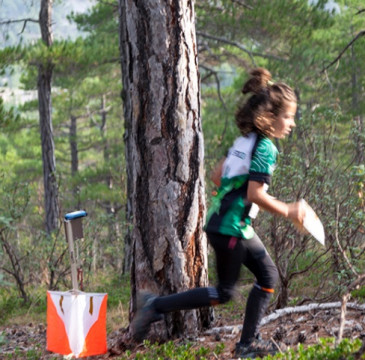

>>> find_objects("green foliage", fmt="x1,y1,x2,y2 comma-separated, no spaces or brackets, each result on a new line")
264,338,364,360
0,331,6,346
90,273,130,308
0,45,24,70
352,286,365,302
0,288,24,323
3,345,45,360
0,283,49,325
0,97,21,128
129,340,224,360
0,174,31,235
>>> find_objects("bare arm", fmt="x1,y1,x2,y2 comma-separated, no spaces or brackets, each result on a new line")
247,180,304,223
210,157,226,187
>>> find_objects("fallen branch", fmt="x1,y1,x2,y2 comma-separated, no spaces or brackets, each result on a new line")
204,302,365,335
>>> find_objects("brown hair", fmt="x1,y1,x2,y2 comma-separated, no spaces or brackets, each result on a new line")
235,68,297,137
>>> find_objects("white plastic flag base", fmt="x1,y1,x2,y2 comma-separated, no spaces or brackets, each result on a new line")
47,291,107,358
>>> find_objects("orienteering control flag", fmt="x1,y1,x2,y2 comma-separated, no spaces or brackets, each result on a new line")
47,291,108,358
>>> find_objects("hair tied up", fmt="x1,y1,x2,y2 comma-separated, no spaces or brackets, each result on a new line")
241,67,272,95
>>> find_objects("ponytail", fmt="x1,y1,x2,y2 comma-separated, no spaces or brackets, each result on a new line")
241,68,272,95
235,68,296,137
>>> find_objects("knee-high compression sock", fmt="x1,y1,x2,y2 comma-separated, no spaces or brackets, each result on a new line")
153,287,219,314
240,285,273,344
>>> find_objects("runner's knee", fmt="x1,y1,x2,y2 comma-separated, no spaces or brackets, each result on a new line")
216,285,235,304
258,264,279,290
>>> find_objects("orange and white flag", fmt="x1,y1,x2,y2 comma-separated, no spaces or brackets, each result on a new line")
47,291,108,358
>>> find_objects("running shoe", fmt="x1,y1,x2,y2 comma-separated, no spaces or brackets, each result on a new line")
131,292,163,341
234,338,284,359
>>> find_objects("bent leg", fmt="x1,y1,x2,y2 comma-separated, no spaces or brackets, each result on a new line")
209,232,245,305
240,233,279,344
133,233,245,341
154,232,244,313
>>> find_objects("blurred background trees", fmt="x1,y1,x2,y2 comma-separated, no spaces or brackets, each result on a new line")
0,0,364,329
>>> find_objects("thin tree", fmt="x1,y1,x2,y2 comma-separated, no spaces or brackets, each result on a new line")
0,0,60,235
118,0,211,339
38,0,59,234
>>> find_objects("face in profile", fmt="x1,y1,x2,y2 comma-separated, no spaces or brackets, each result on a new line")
271,101,297,139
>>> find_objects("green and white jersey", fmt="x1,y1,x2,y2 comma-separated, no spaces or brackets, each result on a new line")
205,132,278,239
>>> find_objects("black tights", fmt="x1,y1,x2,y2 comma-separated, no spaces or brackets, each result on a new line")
153,232,279,343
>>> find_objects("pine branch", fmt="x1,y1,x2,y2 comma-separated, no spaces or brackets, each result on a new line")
0,18,39,25
322,30,365,72
0,18,39,35
196,31,286,62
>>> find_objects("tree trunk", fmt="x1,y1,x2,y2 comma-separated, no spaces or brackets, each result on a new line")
70,115,78,178
69,114,81,208
38,0,59,234
118,0,210,339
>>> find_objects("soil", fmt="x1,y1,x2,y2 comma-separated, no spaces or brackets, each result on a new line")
1,303,365,359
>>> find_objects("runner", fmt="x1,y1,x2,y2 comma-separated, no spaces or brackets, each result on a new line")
132,67,305,359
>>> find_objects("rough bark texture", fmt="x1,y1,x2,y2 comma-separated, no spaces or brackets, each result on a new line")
38,0,59,234
118,0,211,339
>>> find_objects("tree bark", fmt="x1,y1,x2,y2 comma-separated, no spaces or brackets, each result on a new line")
118,0,210,339
38,0,59,234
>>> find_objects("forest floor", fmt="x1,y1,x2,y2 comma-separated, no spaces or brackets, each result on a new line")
1,301,365,359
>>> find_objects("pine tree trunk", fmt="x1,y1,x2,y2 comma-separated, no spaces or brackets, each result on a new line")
118,0,211,339
70,114,81,208
38,0,59,234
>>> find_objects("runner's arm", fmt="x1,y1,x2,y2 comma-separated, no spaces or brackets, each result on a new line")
210,157,226,187
247,180,304,223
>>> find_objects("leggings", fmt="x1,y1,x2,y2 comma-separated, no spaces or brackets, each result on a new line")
153,232,279,343
208,232,279,303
